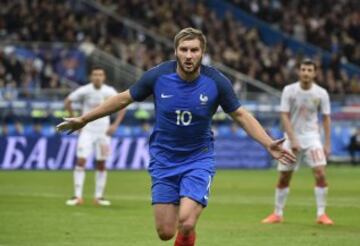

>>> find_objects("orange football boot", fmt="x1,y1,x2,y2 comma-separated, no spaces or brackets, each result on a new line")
261,213,283,224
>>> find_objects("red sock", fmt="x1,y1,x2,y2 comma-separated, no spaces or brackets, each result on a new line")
174,231,196,246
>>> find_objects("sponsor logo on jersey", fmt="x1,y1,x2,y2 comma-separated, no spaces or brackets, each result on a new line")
312,98,320,107
200,94,208,105
161,93,173,98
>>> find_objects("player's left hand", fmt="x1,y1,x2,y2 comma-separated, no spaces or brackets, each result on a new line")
106,124,118,136
267,138,296,165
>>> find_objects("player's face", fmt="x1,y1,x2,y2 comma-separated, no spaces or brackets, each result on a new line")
175,38,203,75
90,69,106,88
299,64,316,84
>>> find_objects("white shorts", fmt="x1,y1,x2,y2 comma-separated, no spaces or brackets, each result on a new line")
278,139,326,172
76,130,111,161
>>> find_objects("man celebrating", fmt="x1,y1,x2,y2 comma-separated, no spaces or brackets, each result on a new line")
64,67,126,206
57,28,295,245
262,59,334,225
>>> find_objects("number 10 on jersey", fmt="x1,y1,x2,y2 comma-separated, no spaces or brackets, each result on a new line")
176,110,192,126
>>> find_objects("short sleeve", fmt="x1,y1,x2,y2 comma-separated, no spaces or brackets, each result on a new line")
68,87,86,102
320,90,331,115
129,69,157,102
216,73,241,113
108,87,118,97
280,86,291,112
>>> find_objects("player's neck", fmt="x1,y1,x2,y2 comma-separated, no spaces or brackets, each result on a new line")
299,81,313,90
176,66,200,82
92,83,102,90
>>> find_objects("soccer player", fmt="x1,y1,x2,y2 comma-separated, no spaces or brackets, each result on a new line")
57,28,295,245
262,59,334,225
64,67,126,206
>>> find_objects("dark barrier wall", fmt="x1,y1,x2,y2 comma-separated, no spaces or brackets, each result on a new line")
0,136,271,170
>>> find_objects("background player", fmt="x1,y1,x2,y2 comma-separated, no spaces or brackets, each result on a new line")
65,67,126,206
262,59,334,225
57,28,295,245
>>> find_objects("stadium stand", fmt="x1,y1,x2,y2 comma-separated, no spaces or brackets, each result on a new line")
95,0,359,94
0,0,359,161
1,0,359,94
228,0,360,66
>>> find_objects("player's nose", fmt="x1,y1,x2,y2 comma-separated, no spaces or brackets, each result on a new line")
185,51,192,59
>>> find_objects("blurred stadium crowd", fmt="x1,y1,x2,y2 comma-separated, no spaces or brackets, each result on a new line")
0,0,359,95
0,0,359,161
230,0,360,66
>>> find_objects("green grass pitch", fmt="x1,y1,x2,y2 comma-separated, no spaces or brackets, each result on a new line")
0,166,359,246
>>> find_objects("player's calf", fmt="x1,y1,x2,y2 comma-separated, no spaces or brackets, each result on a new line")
174,213,197,245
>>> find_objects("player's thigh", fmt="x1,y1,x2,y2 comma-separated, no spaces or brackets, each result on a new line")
304,142,327,168
152,176,180,238
277,139,302,172
77,131,94,159
95,134,111,161
153,204,179,234
179,168,213,207
178,197,204,228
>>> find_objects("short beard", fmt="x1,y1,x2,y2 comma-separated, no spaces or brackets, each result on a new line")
176,56,202,75
301,77,313,84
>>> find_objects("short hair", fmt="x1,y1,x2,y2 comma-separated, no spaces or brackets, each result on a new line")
90,66,106,74
299,59,317,70
174,27,207,52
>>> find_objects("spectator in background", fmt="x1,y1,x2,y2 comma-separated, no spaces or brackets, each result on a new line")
2,80,18,101
0,0,359,95
229,0,360,66
0,124,8,136
349,129,360,165
0,79,5,100
4,52,23,85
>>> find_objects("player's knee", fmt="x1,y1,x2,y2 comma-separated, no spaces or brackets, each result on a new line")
277,180,289,188
178,218,196,235
96,161,106,171
314,169,327,187
76,158,86,167
278,174,291,188
315,174,327,187
156,228,175,241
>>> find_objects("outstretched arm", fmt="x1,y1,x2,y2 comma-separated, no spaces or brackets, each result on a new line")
229,107,296,165
57,90,133,134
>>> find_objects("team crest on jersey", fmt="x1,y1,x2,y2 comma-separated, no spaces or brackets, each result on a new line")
200,94,208,105
312,98,320,107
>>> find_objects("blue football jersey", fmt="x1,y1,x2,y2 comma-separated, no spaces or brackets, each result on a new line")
129,60,241,173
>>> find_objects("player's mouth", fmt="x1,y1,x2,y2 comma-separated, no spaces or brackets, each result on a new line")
184,62,193,69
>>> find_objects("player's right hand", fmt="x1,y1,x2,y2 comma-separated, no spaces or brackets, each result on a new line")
56,117,86,135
